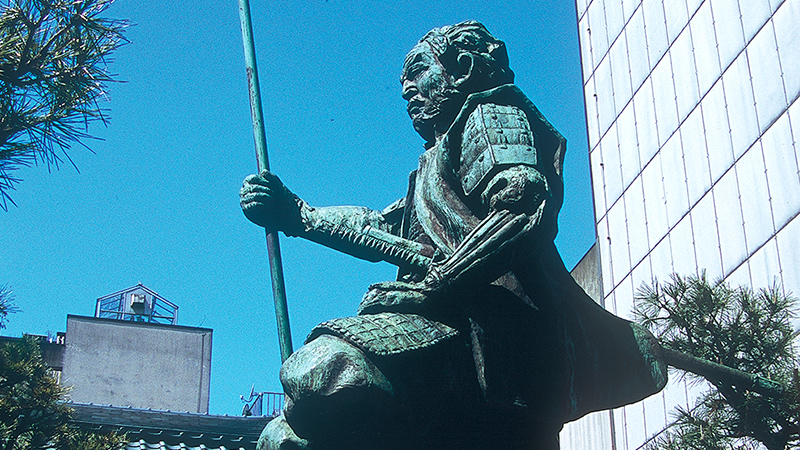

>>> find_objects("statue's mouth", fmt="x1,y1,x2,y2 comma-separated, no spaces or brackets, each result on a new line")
407,100,424,118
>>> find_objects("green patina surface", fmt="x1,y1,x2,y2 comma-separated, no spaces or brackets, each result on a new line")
241,21,668,450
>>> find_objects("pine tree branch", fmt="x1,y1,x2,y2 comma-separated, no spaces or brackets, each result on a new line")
0,0,127,210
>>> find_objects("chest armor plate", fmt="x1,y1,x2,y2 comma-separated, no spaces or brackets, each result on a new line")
458,103,538,196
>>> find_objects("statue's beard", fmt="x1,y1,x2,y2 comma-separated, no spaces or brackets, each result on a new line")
412,85,464,145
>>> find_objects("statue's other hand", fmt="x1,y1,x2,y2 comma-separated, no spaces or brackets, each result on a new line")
240,170,302,234
358,281,435,315
482,166,551,215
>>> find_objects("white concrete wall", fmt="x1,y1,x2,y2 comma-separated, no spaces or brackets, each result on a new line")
62,315,212,413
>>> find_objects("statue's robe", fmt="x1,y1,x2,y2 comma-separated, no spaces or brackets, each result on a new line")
308,84,666,426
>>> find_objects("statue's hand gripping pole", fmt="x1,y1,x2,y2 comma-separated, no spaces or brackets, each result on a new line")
238,0,293,362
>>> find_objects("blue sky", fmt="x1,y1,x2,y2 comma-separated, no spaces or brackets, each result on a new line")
0,0,594,415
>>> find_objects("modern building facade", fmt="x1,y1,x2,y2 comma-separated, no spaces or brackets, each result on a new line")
562,0,800,447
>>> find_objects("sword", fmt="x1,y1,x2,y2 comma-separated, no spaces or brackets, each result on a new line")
237,0,293,362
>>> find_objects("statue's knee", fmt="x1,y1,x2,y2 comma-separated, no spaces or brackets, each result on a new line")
280,334,392,401
279,334,394,441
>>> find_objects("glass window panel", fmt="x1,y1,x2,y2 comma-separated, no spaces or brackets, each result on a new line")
790,98,800,162
662,379,690,425
642,152,670,243
691,191,724,279
560,412,614,450
626,178,650,266
643,0,669,67
661,134,690,229
627,8,651,92
608,196,632,286
671,29,700,123
761,112,800,230
622,0,639,24
749,238,783,290
649,234,674,281
607,291,620,319
685,381,710,412
722,54,759,159
616,274,635,319
711,0,745,70
687,0,704,16
591,146,608,219
773,0,800,108
622,402,647,449
737,143,776,254
670,215,699,276
739,0,771,42
588,0,611,63
631,256,654,298
725,260,752,287
595,56,617,135
605,0,626,45
577,0,592,19
691,1,723,98
614,406,635,450
635,79,660,166
610,33,633,111
597,217,615,296
701,80,735,182
585,75,602,147
603,124,624,203
579,16,596,78
664,0,689,45
770,0,787,13
680,106,713,205
651,55,679,147
618,101,641,188
749,25,788,133
776,214,800,299
713,170,748,275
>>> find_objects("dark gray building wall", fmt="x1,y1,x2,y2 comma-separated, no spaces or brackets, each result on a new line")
62,315,212,413
570,242,603,306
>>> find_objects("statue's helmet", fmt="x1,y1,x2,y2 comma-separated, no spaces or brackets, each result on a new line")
411,20,515,92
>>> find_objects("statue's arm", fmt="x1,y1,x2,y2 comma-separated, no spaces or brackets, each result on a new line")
240,171,434,269
424,185,550,294
296,201,434,268
429,104,557,289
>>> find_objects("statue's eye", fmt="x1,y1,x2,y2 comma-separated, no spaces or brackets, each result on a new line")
407,62,427,80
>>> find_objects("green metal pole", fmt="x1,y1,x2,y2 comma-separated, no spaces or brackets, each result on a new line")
238,0,293,362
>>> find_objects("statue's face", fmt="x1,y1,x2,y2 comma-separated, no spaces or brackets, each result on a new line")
401,42,459,143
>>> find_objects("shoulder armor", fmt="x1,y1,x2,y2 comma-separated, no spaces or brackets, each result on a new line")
458,103,538,196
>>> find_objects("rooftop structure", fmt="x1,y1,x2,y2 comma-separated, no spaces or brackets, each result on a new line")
96,284,178,325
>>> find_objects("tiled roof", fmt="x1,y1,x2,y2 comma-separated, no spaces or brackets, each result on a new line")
124,441,232,450
68,403,271,450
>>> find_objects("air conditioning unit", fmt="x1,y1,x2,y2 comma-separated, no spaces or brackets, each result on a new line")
130,293,146,314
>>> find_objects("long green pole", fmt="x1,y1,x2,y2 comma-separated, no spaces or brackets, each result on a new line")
238,0,293,362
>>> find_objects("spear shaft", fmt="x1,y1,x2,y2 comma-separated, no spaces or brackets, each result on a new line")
237,0,293,362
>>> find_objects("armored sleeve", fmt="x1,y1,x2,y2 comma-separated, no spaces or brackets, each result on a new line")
457,103,552,218
419,103,557,294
